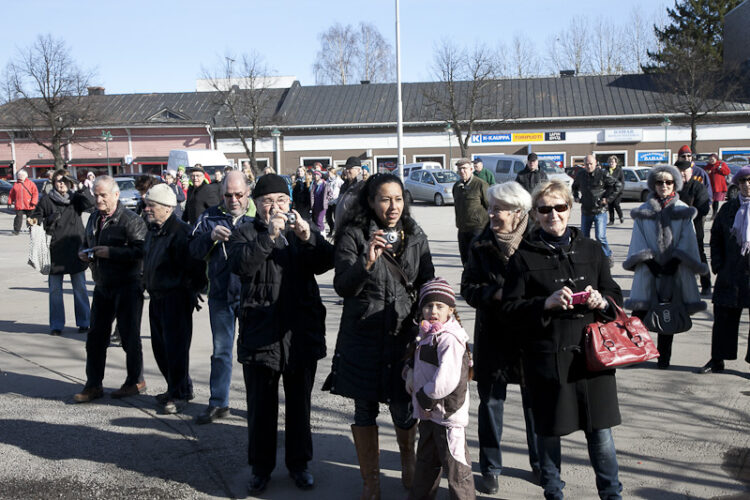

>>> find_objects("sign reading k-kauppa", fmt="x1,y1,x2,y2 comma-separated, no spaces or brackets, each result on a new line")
470,133,512,144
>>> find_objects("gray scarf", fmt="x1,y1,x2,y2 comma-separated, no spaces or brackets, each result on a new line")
731,194,750,255
48,189,71,205
493,212,528,263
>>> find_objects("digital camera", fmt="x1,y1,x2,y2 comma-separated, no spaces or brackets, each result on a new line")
285,212,297,224
384,230,399,245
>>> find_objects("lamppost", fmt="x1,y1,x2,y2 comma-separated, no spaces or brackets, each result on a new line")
444,123,452,168
101,130,113,175
270,128,282,174
662,116,671,162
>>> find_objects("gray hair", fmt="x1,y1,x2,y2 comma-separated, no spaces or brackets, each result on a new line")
487,181,532,212
94,175,119,193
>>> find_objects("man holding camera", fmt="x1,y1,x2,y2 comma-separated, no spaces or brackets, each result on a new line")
228,174,334,493
73,176,147,403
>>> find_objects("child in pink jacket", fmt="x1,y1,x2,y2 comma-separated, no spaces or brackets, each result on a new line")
405,277,475,500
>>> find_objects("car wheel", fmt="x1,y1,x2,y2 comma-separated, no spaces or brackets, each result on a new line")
434,193,444,206
405,190,413,204
728,185,739,200
640,190,649,202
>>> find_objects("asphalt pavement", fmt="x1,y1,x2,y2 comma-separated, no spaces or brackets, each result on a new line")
0,202,748,499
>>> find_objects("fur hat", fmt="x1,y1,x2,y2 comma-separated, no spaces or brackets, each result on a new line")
419,278,456,308
732,165,750,185
647,165,683,193
144,183,177,207
253,174,289,198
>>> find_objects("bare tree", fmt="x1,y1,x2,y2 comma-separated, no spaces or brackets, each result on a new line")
313,22,394,84
591,17,625,74
201,52,278,177
423,41,505,158
1,34,98,169
622,8,657,72
546,19,591,75
510,34,541,78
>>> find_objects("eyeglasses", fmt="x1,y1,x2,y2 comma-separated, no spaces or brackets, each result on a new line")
678,154,692,158
258,197,290,207
223,192,246,199
655,180,674,186
738,178,750,185
536,204,569,214
489,207,520,216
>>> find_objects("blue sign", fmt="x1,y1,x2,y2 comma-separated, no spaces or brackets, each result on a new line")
537,153,565,163
470,133,511,144
722,149,750,159
637,151,668,163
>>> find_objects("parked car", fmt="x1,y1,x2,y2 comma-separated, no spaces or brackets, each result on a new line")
114,177,140,210
621,167,651,201
727,163,742,200
31,178,49,200
479,154,573,188
0,179,11,204
403,169,458,206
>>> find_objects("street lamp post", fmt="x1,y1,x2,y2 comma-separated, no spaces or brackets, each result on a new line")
662,116,671,162
445,124,452,168
101,130,113,175
270,128,282,174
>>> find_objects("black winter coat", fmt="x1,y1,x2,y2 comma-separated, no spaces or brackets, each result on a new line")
608,165,624,202
501,227,623,436
710,198,750,308
183,182,221,226
84,203,147,289
515,167,548,193
292,180,312,220
679,179,711,236
329,220,434,403
143,214,207,299
461,224,527,385
228,217,334,372
32,189,94,275
572,168,621,215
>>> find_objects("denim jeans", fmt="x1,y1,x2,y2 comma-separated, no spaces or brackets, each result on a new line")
537,428,622,500
581,212,612,257
477,379,539,476
48,271,90,331
354,398,415,430
208,298,239,408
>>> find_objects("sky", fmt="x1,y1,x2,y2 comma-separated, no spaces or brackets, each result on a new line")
0,0,672,95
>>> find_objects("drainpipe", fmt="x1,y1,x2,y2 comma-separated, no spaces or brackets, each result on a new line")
206,125,215,150
9,133,16,174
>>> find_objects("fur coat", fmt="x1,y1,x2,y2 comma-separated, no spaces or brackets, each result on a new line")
624,196,707,314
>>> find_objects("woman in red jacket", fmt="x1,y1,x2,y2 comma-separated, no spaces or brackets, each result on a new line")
8,169,38,234
706,154,731,219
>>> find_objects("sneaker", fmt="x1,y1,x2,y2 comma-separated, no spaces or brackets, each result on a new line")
163,399,188,414
73,386,104,403
111,380,146,399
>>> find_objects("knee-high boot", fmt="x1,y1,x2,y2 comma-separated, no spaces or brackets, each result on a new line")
352,425,380,500
395,424,417,489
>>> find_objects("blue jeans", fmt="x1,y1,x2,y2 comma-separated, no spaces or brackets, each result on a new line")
208,298,239,408
477,379,539,476
48,271,90,331
581,212,612,257
538,428,622,500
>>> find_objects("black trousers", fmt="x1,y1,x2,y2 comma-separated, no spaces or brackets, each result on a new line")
13,209,32,233
243,362,317,476
457,229,482,266
695,218,711,289
326,203,336,234
85,284,144,388
149,289,194,400
712,305,750,363
608,199,623,223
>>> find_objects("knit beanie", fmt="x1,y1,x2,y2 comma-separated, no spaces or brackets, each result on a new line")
678,145,692,155
732,165,750,185
419,278,456,308
144,183,177,207
253,174,289,198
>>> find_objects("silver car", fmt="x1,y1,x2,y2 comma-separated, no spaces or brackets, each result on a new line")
621,167,651,201
404,169,458,206
114,177,140,210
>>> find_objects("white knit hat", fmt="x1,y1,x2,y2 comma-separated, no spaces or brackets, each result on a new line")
144,183,177,207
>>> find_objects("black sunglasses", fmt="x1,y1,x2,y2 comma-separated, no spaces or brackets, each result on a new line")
223,192,245,199
536,204,569,214
655,180,674,186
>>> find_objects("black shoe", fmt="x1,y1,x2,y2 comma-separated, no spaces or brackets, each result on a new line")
78,326,89,334
657,359,670,370
700,286,711,297
608,220,614,226
154,392,169,405
480,473,499,494
196,405,229,425
289,469,314,490
697,359,724,374
531,467,542,485
619,218,624,224
248,474,270,494
50,329,62,336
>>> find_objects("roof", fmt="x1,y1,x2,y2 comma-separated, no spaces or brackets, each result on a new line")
1,74,749,131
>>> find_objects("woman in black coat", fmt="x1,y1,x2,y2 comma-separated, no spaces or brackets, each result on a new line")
607,155,624,225
460,181,538,494
292,168,313,222
328,173,434,498
30,169,94,335
501,180,624,499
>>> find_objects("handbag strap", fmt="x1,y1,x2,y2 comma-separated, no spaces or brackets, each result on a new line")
382,251,414,294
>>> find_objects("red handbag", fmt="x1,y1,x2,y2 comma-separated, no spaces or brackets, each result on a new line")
585,302,660,371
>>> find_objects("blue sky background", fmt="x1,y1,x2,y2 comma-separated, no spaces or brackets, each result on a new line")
0,0,671,94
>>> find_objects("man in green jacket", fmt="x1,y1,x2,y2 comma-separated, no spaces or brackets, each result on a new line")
453,158,489,265
473,157,495,185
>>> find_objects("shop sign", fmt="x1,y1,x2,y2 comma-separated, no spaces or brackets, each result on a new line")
604,128,643,142
544,132,566,141
470,131,566,144
637,151,668,163
470,133,512,144
537,153,566,165
513,132,544,142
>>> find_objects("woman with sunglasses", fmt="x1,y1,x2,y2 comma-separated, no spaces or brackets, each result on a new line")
501,179,624,499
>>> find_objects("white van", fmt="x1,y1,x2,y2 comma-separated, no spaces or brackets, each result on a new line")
401,161,444,178
477,154,572,187
167,149,232,179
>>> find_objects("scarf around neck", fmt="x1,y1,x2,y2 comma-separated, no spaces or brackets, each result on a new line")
48,189,71,205
731,194,750,256
657,192,677,209
493,211,528,262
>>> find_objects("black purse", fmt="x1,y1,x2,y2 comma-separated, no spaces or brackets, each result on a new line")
643,274,692,335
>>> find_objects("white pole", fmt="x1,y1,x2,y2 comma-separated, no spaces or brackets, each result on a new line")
395,0,404,181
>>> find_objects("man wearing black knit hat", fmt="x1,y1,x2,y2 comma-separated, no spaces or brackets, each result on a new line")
229,174,335,493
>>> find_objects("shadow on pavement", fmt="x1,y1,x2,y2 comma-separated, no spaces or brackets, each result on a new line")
0,319,49,335
0,371,82,398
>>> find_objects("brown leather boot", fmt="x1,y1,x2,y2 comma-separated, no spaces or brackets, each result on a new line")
352,424,380,500
395,424,417,489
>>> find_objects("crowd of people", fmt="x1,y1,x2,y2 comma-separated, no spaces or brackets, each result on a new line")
7,144,749,499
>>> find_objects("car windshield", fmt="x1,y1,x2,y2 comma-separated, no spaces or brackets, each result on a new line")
116,179,136,191
539,160,565,174
0,180,11,188
635,169,650,181
433,171,459,183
